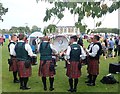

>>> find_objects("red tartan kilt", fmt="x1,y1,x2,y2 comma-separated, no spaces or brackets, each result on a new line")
88,59,99,75
38,60,55,77
66,61,81,78
9,58,18,72
17,61,32,77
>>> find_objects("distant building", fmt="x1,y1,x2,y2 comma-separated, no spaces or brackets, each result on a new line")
56,26,80,36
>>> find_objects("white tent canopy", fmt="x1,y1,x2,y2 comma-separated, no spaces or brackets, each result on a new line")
29,31,44,38
28,32,44,45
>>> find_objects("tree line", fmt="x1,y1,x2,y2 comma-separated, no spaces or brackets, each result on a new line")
0,25,41,34
92,28,119,34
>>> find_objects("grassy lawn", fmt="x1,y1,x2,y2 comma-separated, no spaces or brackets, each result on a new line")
1,39,120,93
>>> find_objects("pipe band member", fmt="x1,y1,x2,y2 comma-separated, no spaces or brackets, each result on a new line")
65,35,86,92
8,34,19,83
86,35,102,86
38,36,58,91
14,33,36,90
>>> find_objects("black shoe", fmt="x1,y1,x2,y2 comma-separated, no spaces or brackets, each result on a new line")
87,75,90,78
20,86,24,89
44,87,47,91
49,88,54,91
22,87,31,90
14,80,20,83
87,83,95,86
73,89,77,92
85,80,91,83
55,65,57,67
68,89,74,92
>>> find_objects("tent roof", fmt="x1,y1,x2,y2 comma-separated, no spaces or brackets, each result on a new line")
29,32,44,38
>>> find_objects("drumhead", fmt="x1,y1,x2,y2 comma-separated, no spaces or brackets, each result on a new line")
53,35,69,53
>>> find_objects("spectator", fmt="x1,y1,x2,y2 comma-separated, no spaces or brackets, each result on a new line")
107,38,115,58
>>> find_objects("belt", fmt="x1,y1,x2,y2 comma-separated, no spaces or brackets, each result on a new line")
10,55,16,58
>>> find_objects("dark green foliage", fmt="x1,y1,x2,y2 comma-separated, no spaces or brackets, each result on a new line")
39,1,120,33
92,28,119,34
0,2,8,22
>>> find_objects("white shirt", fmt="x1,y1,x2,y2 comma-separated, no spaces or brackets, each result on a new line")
65,42,86,60
89,43,100,57
9,40,16,56
35,38,40,44
14,40,36,57
86,42,94,52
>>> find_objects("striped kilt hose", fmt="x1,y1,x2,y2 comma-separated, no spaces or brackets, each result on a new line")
9,57,18,72
66,61,81,78
38,60,55,77
17,61,32,78
88,59,99,75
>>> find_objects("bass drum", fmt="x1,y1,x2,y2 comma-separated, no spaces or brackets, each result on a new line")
53,35,69,53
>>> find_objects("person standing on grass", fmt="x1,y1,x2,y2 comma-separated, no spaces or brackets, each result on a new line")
14,33,36,90
38,36,58,91
84,36,94,80
65,35,86,92
8,34,19,83
86,35,102,86
0,36,4,46
108,38,115,58
117,36,120,63
101,42,107,60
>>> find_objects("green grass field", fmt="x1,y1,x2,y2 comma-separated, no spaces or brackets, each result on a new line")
1,39,120,93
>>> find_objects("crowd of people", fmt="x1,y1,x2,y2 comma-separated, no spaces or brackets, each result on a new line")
87,34,120,60
7,33,119,92
101,35,120,60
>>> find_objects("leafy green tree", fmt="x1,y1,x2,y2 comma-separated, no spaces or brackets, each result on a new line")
37,0,120,33
25,26,31,33
43,24,57,35
31,25,39,32
0,2,8,22
93,28,119,34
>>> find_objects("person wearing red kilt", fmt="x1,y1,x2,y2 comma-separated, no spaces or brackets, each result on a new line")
8,34,19,83
38,36,58,91
14,34,36,90
86,35,102,86
65,35,86,92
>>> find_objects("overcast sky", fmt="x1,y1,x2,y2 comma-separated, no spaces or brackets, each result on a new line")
0,0,118,30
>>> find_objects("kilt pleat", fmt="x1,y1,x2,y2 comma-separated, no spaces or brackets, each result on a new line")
66,61,81,78
9,58,18,72
88,59,99,75
38,60,55,77
17,61,32,77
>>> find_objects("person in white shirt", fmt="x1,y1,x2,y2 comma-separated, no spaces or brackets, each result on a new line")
86,35,102,86
14,33,36,90
65,35,86,92
8,34,19,83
